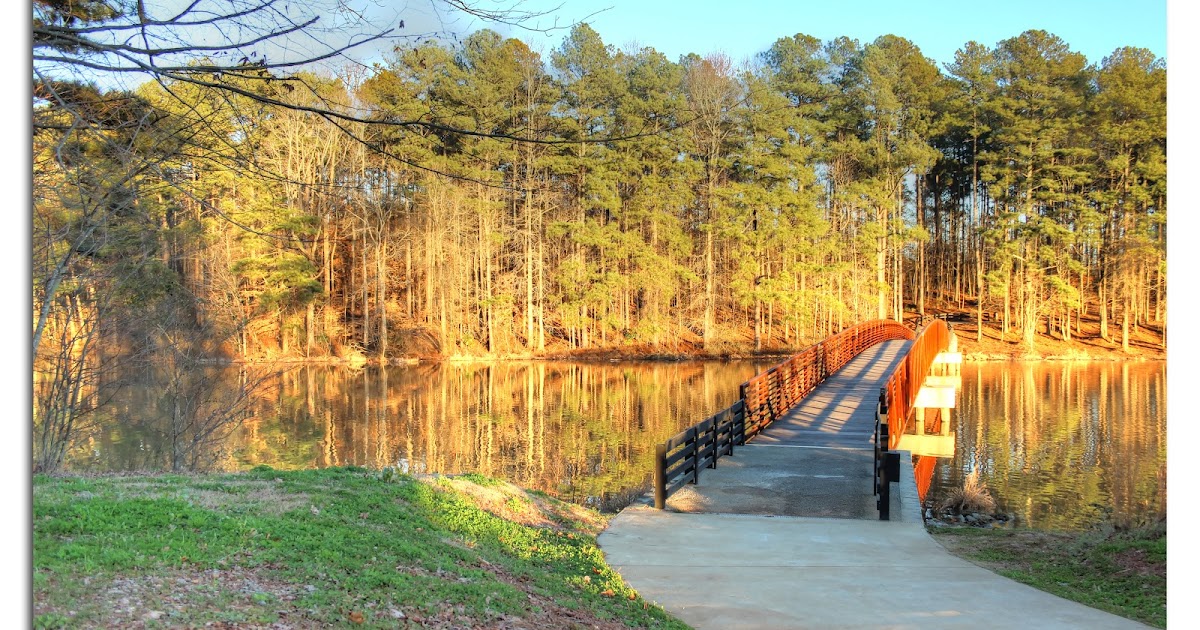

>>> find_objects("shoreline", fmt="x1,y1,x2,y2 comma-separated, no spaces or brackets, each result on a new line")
198,349,1166,366
190,316,1169,366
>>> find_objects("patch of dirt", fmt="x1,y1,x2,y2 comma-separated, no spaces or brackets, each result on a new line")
930,528,1075,573
472,561,641,630
36,565,307,629
923,302,1165,361
390,562,637,630
1112,547,1166,579
190,481,311,516
39,555,647,630
39,550,642,629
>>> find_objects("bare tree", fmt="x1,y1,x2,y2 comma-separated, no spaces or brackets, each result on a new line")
30,0,561,472
150,309,272,472
32,85,171,471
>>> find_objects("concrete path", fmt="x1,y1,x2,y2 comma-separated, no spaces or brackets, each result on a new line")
599,508,1151,629
597,339,1151,629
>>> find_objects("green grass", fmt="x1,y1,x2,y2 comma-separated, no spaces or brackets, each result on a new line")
928,522,1166,628
33,467,690,629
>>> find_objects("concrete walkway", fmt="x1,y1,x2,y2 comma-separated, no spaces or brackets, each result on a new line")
597,340,1151,629
599,508,1151,629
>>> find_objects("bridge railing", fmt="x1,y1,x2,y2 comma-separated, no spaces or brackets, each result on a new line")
874,317,952,519
653,401,746,508
740,319,914,440
652,319,914,509
879,318,950,450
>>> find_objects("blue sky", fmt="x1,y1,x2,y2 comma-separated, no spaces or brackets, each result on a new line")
482,0,1167,68
24,0,1171,86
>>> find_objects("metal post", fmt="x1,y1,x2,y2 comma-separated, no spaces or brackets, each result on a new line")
691,428,700,484
877,418,890,502
875,387,888,498
727,408,736,455
709,417,719,468
880,452,899,521
878,466,891,520
734,401,745,446
873,418,880,497
654,443,666,509
738,383,749,441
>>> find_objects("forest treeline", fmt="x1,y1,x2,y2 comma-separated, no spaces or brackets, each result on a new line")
33,2,1165,467
35,23,1166,360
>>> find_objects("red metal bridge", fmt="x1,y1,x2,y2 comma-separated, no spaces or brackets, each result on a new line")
651,318,958,519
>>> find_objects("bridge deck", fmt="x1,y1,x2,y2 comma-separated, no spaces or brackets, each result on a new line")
658,339,911,518
600,336,1152,629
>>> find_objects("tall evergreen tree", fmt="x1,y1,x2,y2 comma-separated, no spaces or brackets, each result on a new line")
943,41,997,341
1090,47,1167,351
983,30,1092,350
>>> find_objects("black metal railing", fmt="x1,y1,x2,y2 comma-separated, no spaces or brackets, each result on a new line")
653,401,745,508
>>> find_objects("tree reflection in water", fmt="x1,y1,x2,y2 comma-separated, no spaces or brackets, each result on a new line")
928,361,1165,530
69,359,1163,524
69,360,773,510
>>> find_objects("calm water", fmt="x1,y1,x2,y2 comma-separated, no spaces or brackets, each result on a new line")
926,361,1166,530
69,359,1166,525
68,360,773,509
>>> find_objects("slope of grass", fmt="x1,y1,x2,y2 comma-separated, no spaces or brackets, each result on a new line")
33,466,690,629
929,522,1166,628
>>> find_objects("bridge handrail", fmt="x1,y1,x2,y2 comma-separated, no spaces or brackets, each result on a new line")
874,317,952,518
651,319,914,509
740,319,913,439
653,400,746,508
880,318,950,450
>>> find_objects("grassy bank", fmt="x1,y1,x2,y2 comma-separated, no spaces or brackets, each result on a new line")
928,522,1166,628
32,467,689,629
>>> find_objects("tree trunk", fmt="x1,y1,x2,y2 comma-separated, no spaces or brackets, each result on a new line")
536,219,545,352
973,153,983,344
1002,264,1011,342
876,228,887,320
704,193,716,349
376,243,387,361
976,246,983,344
916,174,926,317
362,246,370,349
1022,259,1036,352
1122,294,1131,353
306,302,314,358
1099,281,1109,341
524,189,534,351
754,298,761,352
279,308,288,355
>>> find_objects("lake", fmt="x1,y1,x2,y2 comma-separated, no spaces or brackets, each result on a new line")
69,360,773,509
68,359,1166,527
925,360,1166,530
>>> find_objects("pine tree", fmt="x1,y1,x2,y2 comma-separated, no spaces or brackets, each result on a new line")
983,30,1091,351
